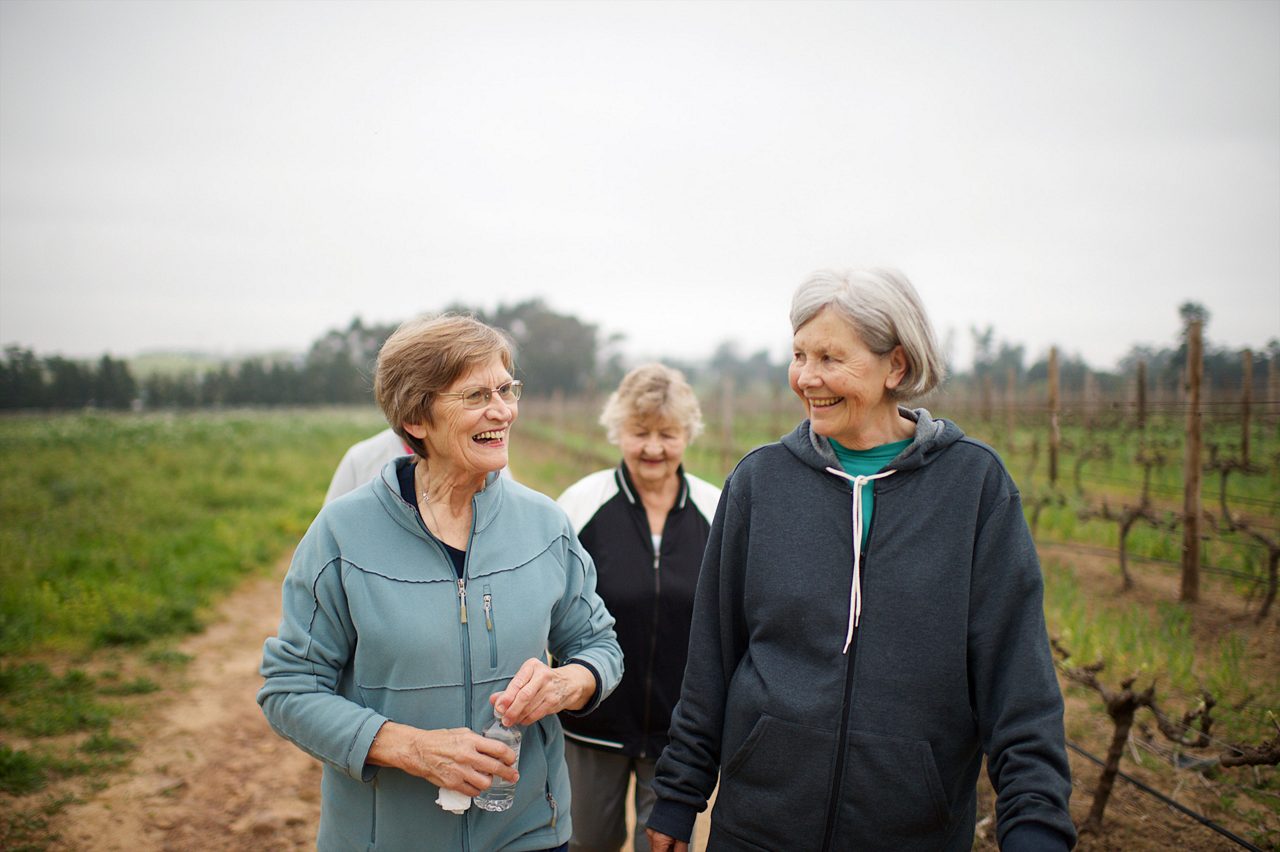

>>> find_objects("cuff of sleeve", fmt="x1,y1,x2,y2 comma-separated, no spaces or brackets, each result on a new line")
349,712,388,782
646,798,697,843
561,658,603,716
1001,823,1072,852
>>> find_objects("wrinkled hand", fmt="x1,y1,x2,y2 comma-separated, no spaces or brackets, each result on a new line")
489,658,596,727
646,828,689,852
366,721,518,796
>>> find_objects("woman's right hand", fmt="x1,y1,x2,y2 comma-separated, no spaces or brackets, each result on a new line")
366,720,519,796
645,828,689,852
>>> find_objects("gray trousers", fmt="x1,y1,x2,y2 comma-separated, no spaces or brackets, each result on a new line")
565,740,677,852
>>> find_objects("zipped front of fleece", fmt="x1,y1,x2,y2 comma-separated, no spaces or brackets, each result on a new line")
818,479,884,852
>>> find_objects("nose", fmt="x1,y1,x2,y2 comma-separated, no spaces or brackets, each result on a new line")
484,391,515,419
796,360,822,389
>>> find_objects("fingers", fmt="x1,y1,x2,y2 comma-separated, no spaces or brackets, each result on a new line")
492,658,554,726
645,828,686,852
401,726,520,793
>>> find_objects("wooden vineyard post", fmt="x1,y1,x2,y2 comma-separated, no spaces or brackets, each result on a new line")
1181,321,1203,604
1083,370,1097,434
1005,366,1017,444
1048,347,1060,488
1241,349,1252,467
981,373,994,430
1270,353,1279,427
1135,360,1147,435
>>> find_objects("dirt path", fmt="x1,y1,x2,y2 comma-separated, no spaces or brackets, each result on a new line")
48,558,321,851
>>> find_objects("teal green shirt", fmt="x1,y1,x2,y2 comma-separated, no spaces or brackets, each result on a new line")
830,438,912,549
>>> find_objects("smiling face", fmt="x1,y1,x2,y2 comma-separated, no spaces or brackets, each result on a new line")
788,306,908,449
403,354,517,482
619,416,688,490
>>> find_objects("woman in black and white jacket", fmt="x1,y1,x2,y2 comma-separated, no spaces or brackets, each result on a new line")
557,363,721,852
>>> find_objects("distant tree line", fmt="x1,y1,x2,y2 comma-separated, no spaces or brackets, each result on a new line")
2,299,1274,412
0,348,138,410
0,300,619,411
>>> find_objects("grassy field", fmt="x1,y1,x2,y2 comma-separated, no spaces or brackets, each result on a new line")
0,407,385,811
1,404,1276,848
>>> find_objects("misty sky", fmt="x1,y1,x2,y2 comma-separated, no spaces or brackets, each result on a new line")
1,0,1277,372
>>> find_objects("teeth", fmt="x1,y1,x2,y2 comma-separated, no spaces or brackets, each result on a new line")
474,430,505,440
809,397,840,407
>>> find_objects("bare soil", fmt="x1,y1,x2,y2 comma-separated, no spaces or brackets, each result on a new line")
13,544,1276,851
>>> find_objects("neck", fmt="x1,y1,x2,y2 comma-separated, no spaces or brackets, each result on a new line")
629,468,680,511
833,403,914,450
417,460,487,512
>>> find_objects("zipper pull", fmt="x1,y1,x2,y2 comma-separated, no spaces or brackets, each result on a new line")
457,579,468,624
483,593,493,630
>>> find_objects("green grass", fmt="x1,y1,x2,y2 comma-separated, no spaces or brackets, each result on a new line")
0,408,387,654
1042,559,1273,744
0,407,386,809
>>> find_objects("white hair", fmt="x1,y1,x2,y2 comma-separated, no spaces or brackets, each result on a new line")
599,363,705,445
790,268,946,400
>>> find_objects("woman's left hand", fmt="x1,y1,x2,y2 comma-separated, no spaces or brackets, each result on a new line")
490,658,596,726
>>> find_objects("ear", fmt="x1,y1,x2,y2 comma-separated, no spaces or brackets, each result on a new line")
884,345,908,391
403,421,428,440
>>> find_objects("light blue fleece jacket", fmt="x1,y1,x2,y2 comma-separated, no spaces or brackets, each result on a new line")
259,457,623,851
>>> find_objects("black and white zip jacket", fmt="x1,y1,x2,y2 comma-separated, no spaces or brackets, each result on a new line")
556,462,722,759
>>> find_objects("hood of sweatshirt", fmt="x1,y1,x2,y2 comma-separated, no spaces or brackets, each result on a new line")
780,405,964,476
780,405,965,652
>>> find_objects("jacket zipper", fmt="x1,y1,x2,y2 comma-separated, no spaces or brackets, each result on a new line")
483,585,497,668
546,784,558,829
639,533,661,759
819,499,879,852
458,496,480,852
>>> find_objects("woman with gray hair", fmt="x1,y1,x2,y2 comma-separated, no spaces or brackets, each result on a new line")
646,270,1075,851
556,363,721,852
259,313,623,851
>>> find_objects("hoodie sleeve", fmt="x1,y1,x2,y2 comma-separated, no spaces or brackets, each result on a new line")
257,523,387,782
647,480,744,842
969,482,1077,850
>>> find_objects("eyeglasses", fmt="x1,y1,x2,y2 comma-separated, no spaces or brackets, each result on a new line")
436,380,523,409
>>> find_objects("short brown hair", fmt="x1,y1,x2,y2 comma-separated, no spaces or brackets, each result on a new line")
599,363,704,445
374,313,515,458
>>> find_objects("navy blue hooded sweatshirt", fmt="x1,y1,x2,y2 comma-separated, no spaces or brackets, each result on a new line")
647,409,1075,851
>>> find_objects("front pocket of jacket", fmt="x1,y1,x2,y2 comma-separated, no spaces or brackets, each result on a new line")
716,714,834,845
838,730,949,841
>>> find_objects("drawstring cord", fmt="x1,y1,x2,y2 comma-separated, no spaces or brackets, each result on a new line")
825,467,896,653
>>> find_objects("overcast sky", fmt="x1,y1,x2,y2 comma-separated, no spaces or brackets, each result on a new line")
1,0,1277,373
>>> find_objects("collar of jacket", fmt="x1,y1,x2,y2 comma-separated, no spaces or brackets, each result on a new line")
614,461,690,512
786,405,960,484
373,455,505,540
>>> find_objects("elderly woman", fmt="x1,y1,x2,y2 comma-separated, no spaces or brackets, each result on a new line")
556,364,721,852
646,270,1075,852
259,313,623,851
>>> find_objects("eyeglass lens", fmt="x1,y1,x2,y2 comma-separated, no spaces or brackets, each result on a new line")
463,381,521,408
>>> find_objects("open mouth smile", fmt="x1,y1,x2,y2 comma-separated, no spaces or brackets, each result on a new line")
473,429,507,445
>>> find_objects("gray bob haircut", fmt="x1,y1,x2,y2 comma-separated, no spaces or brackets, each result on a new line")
790,268,946,400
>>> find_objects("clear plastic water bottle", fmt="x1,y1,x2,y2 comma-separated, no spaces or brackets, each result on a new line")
472,718,521,812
